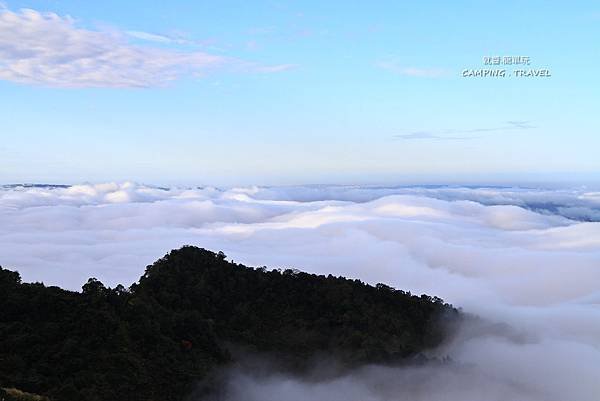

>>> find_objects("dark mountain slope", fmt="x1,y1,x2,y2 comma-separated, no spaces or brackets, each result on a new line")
0,246,459,401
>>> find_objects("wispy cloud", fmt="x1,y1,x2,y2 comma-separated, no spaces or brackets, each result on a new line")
125,30,221,49
393,132,472,141
0,8,291,88
505,120,535,130
376,60,448,78
125,30,182,44
253,63,297,73
393,121,536,141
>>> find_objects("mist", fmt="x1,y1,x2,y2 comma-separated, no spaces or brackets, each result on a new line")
1,182,599,400
199,359,552,401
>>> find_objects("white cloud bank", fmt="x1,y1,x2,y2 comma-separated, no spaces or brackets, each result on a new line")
0,8,291,88
1,182,599,400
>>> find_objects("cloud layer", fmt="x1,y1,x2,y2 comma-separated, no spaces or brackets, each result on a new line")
1,182,599,400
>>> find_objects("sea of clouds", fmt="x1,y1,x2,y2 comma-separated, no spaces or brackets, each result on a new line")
1,182,599,400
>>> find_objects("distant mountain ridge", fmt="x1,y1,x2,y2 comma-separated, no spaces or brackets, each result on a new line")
0,246,459,401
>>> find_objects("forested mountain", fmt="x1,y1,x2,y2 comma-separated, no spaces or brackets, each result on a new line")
0,246,459,401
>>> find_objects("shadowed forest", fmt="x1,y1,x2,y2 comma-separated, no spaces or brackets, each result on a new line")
0,246,458,401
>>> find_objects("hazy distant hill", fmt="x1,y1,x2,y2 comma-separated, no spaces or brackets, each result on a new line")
0,246,459,401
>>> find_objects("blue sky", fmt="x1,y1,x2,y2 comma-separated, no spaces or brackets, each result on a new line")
1,1,599,185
